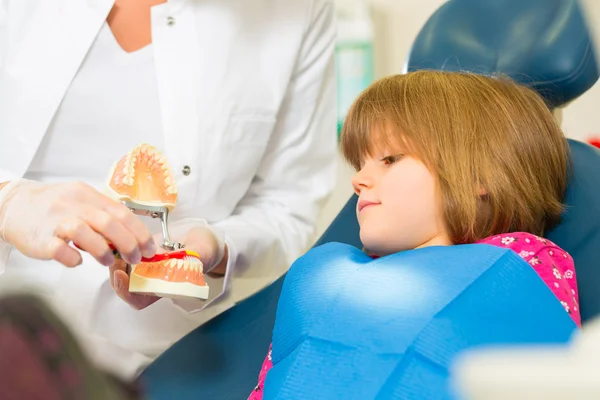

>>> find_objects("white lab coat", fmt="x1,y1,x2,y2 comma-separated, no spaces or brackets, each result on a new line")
0,0,337,379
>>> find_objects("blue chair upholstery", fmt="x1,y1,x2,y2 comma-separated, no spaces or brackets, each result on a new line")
546,140,600,322
407,0,598,107
140,1,600,398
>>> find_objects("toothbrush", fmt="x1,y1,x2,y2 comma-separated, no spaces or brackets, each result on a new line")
73,242,201,264
107,243,201,264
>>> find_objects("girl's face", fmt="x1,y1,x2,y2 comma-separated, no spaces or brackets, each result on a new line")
351,143,451,256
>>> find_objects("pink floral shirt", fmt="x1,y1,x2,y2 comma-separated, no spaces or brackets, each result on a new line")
247,232,581,399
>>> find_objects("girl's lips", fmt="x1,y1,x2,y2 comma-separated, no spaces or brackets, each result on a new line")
358,200,380,212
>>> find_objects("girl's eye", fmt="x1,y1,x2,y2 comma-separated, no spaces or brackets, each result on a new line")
381,154,404,165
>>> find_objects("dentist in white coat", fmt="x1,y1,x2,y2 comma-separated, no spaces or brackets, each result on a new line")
0,0,337,380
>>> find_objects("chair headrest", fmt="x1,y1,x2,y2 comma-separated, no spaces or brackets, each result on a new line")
406,0,599,108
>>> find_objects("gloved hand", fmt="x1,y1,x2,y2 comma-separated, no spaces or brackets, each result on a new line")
0,179,156,267
110,223,227,309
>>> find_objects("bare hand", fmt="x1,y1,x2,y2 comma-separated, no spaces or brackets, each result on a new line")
110,259,160,310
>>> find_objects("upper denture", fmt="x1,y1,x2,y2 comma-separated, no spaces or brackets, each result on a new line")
106,143,178,209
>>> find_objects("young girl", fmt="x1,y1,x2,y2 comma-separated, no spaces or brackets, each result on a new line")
248,70,580,399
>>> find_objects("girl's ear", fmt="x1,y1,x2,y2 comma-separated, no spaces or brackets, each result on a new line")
478,185,488,199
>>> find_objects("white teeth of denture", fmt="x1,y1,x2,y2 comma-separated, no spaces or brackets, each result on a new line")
161,258,201,272
119,149,139,186
115,144,180,192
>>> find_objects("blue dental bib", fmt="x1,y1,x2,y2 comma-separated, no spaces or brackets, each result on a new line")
263,243,577,399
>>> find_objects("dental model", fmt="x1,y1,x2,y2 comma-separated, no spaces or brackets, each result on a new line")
104,143,209,300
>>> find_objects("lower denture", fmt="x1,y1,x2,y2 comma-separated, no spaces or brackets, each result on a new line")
133,261,206,286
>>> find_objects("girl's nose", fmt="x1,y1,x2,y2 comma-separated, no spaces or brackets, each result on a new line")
352,166,374,195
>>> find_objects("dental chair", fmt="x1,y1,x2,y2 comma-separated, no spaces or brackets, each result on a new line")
139,0,600,399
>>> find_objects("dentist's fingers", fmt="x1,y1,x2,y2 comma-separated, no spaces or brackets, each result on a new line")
101,200,157,259
72,183,155,260
109,260,159,310
80,206,141,265
55,216,115,266
46,236,83,268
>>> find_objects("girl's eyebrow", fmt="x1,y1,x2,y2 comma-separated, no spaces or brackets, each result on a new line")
381,152,404,158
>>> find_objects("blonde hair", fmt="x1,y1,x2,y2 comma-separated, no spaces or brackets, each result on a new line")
341,70,569,243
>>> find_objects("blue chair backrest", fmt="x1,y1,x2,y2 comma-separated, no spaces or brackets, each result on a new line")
546,140,600,322
140,1,600,399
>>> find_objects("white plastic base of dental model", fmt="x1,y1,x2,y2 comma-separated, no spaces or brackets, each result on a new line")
129,273,209,300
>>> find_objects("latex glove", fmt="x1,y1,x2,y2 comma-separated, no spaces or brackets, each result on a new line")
0,179,156,267
110,225,227,310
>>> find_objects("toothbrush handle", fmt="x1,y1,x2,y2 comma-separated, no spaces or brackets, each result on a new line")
73,242,191,263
